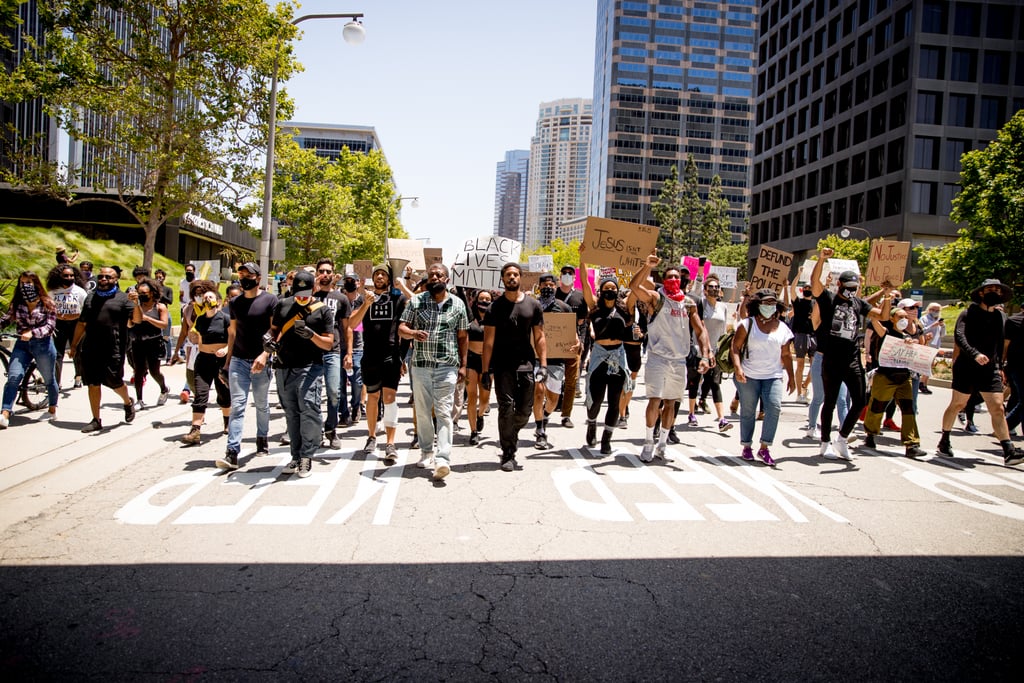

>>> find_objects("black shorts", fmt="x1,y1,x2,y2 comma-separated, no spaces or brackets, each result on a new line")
81,347,126,389
793,332,814,359
361,353,402,393
625,343,643,373
466,350,483,374
951,357,1003,395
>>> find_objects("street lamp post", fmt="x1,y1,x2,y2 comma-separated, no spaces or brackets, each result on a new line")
839,224,871,240
258,12,366,288
384,195,420,260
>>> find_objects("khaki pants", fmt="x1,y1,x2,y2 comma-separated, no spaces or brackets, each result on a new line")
864,372,919,446
561,353,579,418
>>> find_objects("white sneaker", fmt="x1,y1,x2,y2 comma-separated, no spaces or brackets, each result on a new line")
832,435,852,460
654,443,668,460
433,461,450,480
820,441,838,459
798,393,810,405
37,411,56,422
0,414,9,429
804,426,817,440
416,453,434,469
639,442,654,463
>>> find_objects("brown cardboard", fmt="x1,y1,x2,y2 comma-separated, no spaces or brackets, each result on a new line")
583,216,659,271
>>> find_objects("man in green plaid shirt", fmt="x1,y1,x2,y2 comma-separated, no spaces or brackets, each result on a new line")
398,263,469,480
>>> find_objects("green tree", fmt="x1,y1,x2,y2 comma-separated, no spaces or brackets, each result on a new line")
707,241,750,280
0,0,298,270
523,238,580,273
701,174,733,254
651,156,700,265
918,109,1024,305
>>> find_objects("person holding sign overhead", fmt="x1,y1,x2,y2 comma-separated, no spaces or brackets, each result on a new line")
629,251,711,463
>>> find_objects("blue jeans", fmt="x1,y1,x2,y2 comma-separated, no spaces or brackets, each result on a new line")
344,348,364,418
276,364,324,460
736,376,784,447
320,352,344,433
807,352,849,432
411,364,458,464
3,337,58,412
227,356,271,453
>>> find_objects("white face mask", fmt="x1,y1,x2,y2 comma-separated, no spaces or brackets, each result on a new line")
895,318,909,331
560,274,574,287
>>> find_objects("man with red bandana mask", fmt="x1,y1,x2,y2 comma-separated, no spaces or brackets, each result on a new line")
629,251,711,462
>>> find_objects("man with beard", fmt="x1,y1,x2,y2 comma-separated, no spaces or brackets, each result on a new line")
312,258,353,449
629,252,711,463
532,273,576,451
217,262,278,470
482,262,548,472
69,266,136,432
398,263,469,480
348,265,410,463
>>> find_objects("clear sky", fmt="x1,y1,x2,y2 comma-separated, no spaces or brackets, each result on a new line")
282,0,598,266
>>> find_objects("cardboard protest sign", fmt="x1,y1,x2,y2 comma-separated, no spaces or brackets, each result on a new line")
749,245,794,293
353,260,373,281
583,216,659,271
386,239,426,271
423,247,444,266
520,271,541,293
528,254,554,273
682,255,712,279
540,312,578,359
710,266,737,289
450,236,522,291
865,240,910,286
878,335,940,376
828,258,859,278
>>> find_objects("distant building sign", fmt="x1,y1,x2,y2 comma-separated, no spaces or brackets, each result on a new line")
183,211,223,236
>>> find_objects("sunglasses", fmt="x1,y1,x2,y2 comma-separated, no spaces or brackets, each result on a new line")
317,268,333,274
96,275,116,280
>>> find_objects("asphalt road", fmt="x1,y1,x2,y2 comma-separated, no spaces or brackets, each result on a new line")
1,362,1022,680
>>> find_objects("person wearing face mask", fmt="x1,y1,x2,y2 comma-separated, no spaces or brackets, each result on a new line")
729,289,796,466
46,265,88,389
531,273,577,451
181,284,231,446
69,266,136,432
629,252,711,463
398,264,469,479
0,271,60,428
312,258,353,450
554,264,588,428
578,246,634,455
464,289,494,446
126,278,171,409
917,302,945,394
266,270,335,477
482,262,548,472
862,299,927,458
218,263,278,469
810,248,885,460
789,281,816,402
179,263,196,311
937,279,1023,465
340,272,366,425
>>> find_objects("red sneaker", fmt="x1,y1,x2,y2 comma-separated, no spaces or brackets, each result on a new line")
883,418,900,432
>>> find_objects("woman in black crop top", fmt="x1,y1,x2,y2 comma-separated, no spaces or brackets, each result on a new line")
182,284,231,445
464,289,493,445
127,278,170,408
580,245,635,454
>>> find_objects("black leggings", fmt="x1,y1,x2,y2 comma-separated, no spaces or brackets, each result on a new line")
53,318,83,385
130,336,168,400
699,366,724,403
820,355,867,442
193,352,230,414
588,362,625,428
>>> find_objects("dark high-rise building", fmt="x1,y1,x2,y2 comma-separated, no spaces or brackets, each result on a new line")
494,150,530,242
749,0,1024,276
1,1,52,175
589,0,758,240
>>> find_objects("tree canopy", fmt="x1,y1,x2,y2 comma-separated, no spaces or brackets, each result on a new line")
918,109,1024,305
651,156,734,265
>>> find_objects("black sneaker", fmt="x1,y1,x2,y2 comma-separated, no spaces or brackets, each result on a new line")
383,443,398,465
216,450,239,470
297,457,312,478
469,431,481,446
325,431,342,449
124,402,136,423
864,434,877,449
476,416,484,432
255,436,269,455
667,429,680,445
1004,448,1024,467
535,434,552,450
905,445,927,458
500,457,515,472
936,440,954,457
283,459,299,474
81,418,103,434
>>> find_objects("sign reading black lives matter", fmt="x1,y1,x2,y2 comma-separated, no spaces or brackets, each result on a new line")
583,217,659,271
450,236,522,290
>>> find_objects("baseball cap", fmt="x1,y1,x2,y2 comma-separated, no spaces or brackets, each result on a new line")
560,265,576,275
538,272,556,284
238,261,260,276
838,271,860,284
897,298,919,309
291,270,315,295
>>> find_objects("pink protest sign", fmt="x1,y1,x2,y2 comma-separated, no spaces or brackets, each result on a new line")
573,267,598,293
682,255,712,279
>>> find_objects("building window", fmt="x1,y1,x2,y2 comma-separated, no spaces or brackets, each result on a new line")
950,49,977,81
947,94,973,127
986,4,1016,39
983,51,1010,85
953,3,982,37
911,181,936,214
980,96,1006,129
943,139,970,172
918,46,943,79
916,92,942,124
921,1,947,33
887,139,904,173
940,184,960,216
914,137,939,169
885,182,902,217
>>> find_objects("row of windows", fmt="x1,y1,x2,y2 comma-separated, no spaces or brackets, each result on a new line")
921,1,1024,40
919,46,1024,87
916,92,1019,130
614,92,752,112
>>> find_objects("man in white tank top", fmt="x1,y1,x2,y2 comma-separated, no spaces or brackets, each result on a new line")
629,251,711,462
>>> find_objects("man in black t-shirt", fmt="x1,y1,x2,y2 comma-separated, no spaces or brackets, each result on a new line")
268,270,334,478
313,258,353,449
219,262,277,469
555,264,588,427
482,262,548,471
69,266,136,433
810,248,883,460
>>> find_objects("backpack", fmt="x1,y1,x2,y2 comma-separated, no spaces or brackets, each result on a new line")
715,318,751,374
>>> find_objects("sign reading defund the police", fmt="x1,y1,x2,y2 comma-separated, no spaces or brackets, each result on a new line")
750,245,794,293
583,217,659,271
451,236,522,290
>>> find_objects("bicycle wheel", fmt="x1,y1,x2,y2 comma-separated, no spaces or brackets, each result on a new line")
20,363,49,410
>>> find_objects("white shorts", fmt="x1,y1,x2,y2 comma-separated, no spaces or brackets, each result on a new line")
545,364,565,395
644,353,686,401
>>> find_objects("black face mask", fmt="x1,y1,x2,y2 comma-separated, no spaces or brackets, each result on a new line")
982,292,1003,306
185,272,195,282
803,289,812,297
428,280,447,296
239,277,259,291
138,294,150,303
601,289,619,301
20,283,39,301
61,277,75,286
343,280,357,293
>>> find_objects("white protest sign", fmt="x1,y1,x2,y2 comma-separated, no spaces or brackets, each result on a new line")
828,258,860,278
711,266,737,289
386,239,426,270
528,254,554,273
450,236,522,290
878,335,940,376
799,259,827,285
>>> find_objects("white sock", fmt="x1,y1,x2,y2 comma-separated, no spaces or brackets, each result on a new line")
645,426,655,443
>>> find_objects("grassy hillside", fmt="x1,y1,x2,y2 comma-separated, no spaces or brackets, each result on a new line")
0,223,191,324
